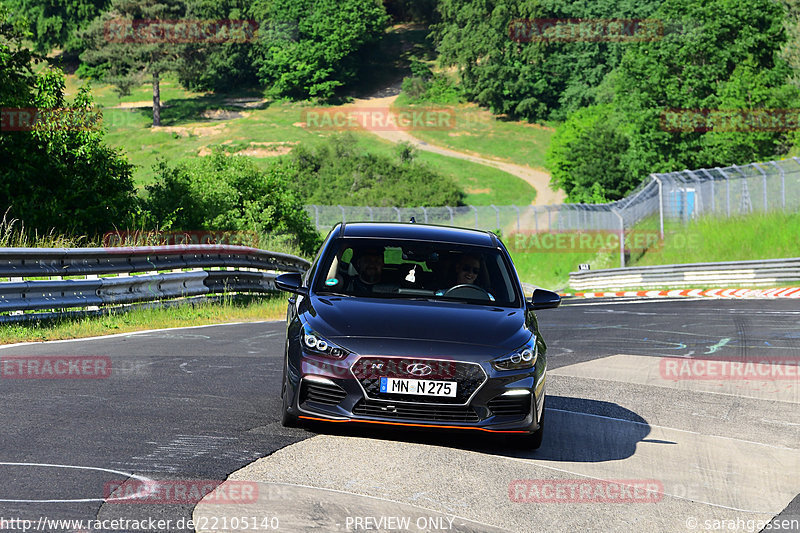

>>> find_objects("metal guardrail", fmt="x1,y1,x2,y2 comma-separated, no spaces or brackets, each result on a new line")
0,245,310,321
568,258,800,291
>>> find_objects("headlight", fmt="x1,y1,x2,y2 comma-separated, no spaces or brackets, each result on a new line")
302,326,348,359
492,338,538,371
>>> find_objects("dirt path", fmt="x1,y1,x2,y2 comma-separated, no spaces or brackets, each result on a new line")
340,85,564,206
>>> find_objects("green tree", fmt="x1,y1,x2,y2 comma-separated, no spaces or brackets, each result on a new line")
283,134,465,207
143,152,320,255
80,0,186,126
548,0,800,201
1,5,137,237
250,0,389,99
175,0,259,92
434,0,662,121
4,0,108,55
546,104,634,202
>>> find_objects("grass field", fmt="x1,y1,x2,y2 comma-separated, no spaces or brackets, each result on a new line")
508,210,800,290
394,95,555,171
64,74,539,206
0,296,285,345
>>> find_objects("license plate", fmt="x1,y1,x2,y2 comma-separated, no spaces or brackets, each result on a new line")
379,377,458,397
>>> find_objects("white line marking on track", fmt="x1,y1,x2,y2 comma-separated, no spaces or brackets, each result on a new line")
0,320,281,350
0,462,153,503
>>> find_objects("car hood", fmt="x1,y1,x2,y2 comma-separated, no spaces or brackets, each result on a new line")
302,295,530,356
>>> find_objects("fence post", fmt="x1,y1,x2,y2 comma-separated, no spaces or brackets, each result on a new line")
366,206,374,221
490,204,499,229
511,204,520,231
470,205,478,229
534,206,539,232
751,163,768,211
611,208,625,268
547,206,552,230
421,206,428,223
312,205,319,230
651,174,664,239
773,160,787,210
338,205,346,223
446,206,454,224
393,207,401,222
716,167,731,217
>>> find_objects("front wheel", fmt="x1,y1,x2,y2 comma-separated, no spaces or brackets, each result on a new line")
280,369,298,428
517,403,545,450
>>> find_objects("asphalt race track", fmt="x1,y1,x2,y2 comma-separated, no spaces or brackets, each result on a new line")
1,298,799,532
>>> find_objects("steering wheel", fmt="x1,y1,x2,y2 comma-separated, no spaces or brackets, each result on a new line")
443,283,492,300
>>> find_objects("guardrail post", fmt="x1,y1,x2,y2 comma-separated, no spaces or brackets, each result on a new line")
611,208,625,268
651,174,664,239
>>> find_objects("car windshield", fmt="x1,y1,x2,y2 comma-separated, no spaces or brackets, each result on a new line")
313,238,521,307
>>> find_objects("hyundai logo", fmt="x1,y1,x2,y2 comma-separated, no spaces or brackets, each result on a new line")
405,363,433,376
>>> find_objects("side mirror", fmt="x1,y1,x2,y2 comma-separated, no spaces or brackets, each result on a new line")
274,272,308,296
527,288,561,310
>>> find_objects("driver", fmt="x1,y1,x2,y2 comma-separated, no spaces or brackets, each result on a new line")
454,254,482,286
347,247,385,294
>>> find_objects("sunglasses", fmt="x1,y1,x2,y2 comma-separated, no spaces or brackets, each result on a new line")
461,265,480,274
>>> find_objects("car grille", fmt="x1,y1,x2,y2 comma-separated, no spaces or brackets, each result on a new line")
352,400,480,423
488,394,531,418
350,357,486,405
300,379,347,406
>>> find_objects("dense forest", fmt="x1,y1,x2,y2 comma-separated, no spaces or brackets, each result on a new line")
2,0,799,247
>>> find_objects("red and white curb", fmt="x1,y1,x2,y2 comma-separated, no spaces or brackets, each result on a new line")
560,287,800,299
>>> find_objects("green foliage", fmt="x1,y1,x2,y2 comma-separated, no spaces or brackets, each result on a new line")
3,0,108,55
546,104,634,201
282,134,465,207
402,73,463,104
1,9,137,238
143,151,320,255
250,0,389,99
434,0,662,121
175,0,259,92
548,0,800,201
79,0,187,125
434,0,544,119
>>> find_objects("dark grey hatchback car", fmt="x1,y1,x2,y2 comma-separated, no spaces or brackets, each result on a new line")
275,222,560,448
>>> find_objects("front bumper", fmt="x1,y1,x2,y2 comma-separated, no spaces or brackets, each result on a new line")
286,354,545,435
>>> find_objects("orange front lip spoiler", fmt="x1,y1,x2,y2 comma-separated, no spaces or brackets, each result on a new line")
298,415,529,434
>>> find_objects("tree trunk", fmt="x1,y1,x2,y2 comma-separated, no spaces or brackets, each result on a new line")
152,72,161,127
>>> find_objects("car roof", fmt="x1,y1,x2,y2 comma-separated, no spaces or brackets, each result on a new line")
338,222,498,247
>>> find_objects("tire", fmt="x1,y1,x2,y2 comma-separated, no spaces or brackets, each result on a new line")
518,402,545,450
280,369,298,428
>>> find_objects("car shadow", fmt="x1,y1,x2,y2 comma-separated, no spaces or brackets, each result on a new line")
304,395,658,463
